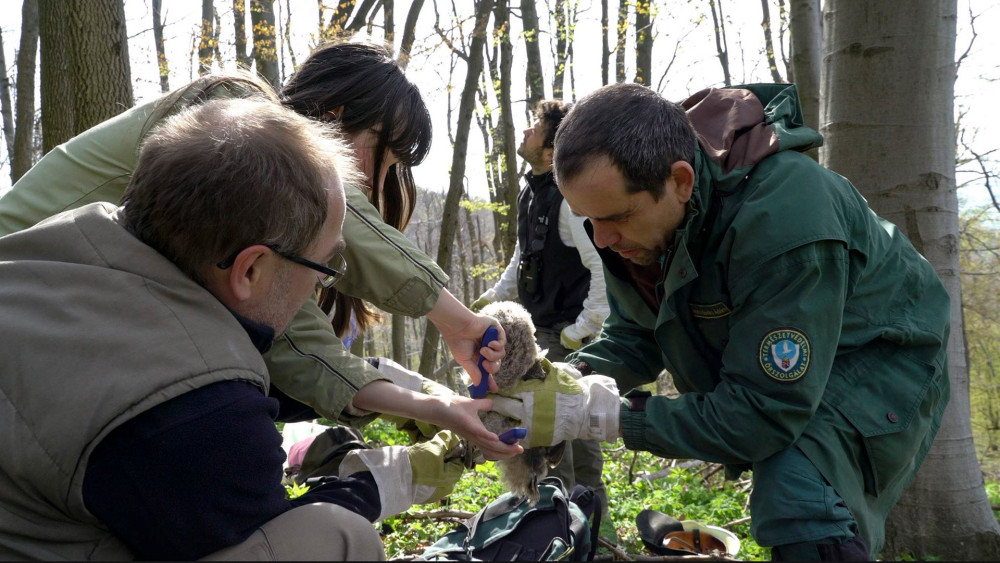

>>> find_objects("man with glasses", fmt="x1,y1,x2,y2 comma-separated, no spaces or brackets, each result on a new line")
472,100,612,536
0,98,495,560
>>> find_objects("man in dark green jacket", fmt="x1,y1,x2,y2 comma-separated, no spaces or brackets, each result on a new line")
490,82,950,561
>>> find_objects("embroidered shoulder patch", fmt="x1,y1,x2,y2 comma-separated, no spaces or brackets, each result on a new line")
690,302,732,319
759,328,810,382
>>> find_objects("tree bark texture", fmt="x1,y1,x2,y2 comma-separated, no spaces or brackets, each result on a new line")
707,0,731,86
152,0,170,92
198,0,214,75
38,0,74,152
396,0,425,69
494,1,519,262
233,0,250,69
759,0,782,82
552,0,567,99
383,0,395,50
11,0,38,183
601,0,609,85
789,0,820,132
250,0,279,89
633,0,652,85
0,29,15,178
419,0,494,377
821,1,1000,558
520,0,544,110
66,0,133,135
615,0,627,83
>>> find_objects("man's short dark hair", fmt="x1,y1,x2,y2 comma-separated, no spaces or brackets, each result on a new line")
534,100,573,149
122,98,358,283
553,83,697,199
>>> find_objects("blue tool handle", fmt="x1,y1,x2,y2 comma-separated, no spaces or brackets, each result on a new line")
467,325,499,398
498,427,527,444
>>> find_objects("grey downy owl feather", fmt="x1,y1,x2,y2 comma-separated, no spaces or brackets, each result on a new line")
478,300,567,505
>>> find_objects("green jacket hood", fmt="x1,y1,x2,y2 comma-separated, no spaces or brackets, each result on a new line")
681,83,823,230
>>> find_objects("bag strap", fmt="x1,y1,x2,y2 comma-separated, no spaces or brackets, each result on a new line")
569,485,603,561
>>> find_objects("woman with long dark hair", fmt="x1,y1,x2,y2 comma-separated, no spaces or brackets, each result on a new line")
0,41,515,460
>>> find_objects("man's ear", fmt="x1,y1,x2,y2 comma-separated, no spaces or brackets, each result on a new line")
670,161,696,203
224,245,274,302
541,146,555,168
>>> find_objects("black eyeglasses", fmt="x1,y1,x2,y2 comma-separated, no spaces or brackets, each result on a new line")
217,245,347,288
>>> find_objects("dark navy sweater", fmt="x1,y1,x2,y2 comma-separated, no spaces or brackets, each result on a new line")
82,316,381,560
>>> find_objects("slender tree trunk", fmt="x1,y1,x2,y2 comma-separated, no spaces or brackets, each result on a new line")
213,8,223,68
760,0,782,82
391,314,406,364
279,0,296,76
564,2,578,99
615,0,628,83
552,0,567,99
396,0,424,69
601,0,610,85
520,0,544,109
198,0,214,75
67,0,133,134
38,0,74,152
345,0,378,33
383,0,395,50
419,0,494,377
234,0,250,69
707,0,731,86
495,1,518,262
789,0,821,132
11,0,39,183
822,1,1000,558
152,0,170,92
250,0,279,89
633,0,652,85
326,0,354,38
0,30,13,172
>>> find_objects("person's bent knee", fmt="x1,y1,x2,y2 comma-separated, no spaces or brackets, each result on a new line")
201,503,385,561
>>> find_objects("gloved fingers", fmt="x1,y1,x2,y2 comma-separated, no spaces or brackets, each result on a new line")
487,395,526,420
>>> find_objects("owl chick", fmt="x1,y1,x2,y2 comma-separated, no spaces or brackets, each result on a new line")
478,300,566,505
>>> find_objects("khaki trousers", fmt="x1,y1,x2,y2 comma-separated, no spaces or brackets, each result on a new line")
200,503,385,561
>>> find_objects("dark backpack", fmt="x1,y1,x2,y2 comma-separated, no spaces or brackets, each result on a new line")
419,478,602,561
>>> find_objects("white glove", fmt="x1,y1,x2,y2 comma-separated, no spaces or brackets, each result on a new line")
338,431,466,521
375,357,453,440
488,359,620,449
375,357,454,396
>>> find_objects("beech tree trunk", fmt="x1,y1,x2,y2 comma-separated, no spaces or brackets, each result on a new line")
234,0,250,69
520,0,544,109
152,0,170,92
759,0,782,82
1,29,14,180
418,0,493,377
67,0,133,134
707,0,731,86
634,0,652,85
821,1,1000,558
615,0,627,82
250,0,279,89
38,0,74,152
789,0,820,132
11,0,39,183
198,0,214,75
396,0,424,69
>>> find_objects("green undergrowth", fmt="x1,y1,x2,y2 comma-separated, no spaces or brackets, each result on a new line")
354,419,769,560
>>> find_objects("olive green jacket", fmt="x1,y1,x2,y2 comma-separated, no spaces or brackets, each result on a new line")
570,84,950,555
0,203,269,560
0,78,449,424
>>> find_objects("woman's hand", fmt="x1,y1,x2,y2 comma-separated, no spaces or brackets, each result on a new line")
426,289,506,392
